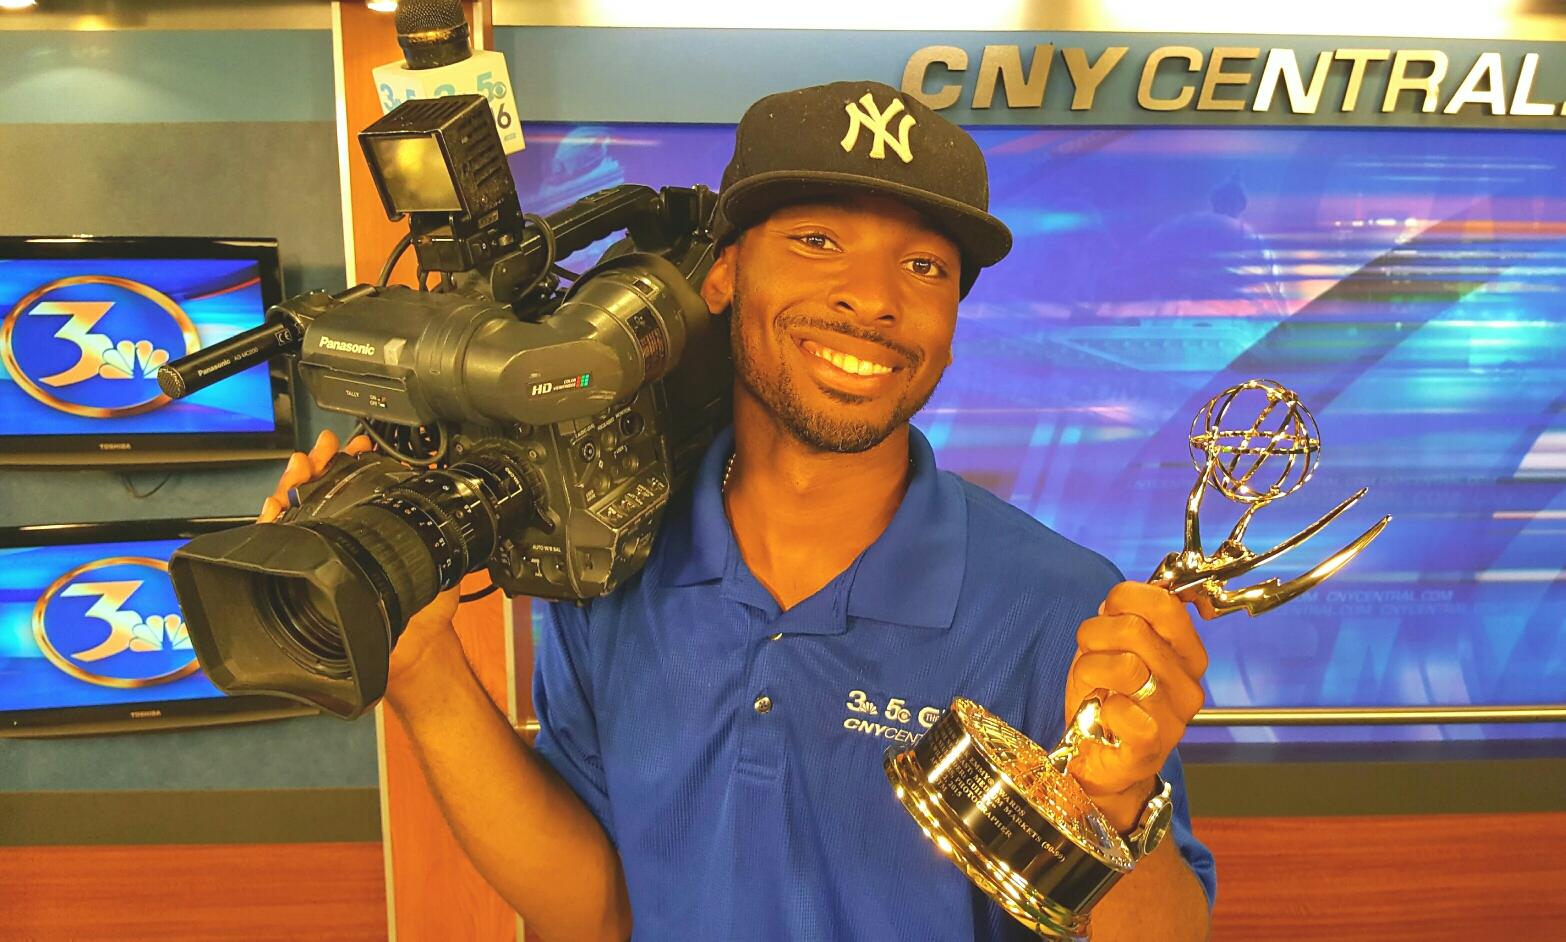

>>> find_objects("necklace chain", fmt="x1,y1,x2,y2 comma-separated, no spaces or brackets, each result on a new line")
724,451,913,492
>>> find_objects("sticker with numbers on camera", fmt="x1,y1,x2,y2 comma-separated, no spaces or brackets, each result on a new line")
371,49,525,154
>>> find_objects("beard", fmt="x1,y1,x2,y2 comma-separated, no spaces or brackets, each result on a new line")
728,276,945,454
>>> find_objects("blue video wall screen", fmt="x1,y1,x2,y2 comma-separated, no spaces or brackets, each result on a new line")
508,122,1565,743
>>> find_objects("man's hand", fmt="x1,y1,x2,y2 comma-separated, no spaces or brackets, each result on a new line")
258,428,374,522
1063,582,1208,833
385,583,463,713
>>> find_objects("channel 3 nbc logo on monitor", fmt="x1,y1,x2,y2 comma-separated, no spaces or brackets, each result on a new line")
0,275,201,418
31,556,200,688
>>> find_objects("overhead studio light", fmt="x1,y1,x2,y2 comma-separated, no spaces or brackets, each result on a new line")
0,0,40,11
366,0,399,12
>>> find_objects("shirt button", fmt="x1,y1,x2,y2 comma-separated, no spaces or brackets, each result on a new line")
753,694,773,714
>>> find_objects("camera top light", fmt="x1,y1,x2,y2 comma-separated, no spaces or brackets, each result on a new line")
359,94,509,220
365,134,463,214
358,94,523,273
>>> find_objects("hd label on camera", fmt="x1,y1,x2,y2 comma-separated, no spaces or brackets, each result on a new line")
529,373,591,397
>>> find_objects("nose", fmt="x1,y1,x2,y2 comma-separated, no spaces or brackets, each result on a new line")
827,253,900,327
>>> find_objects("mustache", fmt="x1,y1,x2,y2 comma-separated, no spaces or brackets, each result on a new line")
773,313,924,369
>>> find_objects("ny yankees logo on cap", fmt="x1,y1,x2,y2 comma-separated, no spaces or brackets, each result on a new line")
840,92,916,163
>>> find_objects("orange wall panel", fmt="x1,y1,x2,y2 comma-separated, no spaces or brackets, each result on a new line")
3,812,1563,940
379,577,519,942
337,6,518,939
1197,812,1566,941
0,842,385,942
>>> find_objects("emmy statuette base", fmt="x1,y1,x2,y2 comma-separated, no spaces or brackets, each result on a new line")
885,749,1093,941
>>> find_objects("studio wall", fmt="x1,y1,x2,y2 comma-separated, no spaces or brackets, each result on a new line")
0,23,377,810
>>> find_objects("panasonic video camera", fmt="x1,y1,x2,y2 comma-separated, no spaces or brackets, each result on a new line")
159,95,730,718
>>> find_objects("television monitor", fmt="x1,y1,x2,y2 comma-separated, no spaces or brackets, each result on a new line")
0,516,317,738
0,235,297,467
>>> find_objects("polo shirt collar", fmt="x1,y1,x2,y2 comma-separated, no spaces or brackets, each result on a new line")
659,426,735,589
659,424,967,631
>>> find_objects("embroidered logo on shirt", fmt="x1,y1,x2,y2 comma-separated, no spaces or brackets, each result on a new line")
840,93,917,163
841,689,943,744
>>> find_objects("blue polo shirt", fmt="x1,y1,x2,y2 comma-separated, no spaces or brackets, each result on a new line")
534,425,1216,941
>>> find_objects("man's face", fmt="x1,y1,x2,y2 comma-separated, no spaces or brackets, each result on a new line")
702,193,962,453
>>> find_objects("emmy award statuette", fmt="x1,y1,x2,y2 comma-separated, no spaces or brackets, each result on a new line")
885,379,1392,939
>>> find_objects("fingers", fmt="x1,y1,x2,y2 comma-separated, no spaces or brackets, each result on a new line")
258,429,369,523
404,586,462,634
1102,581,1210,679
260,450,310,520
277,449,312,496
1070,694,1163,791
1071,650,1151,700
1076,613,1205,721
1063,582,1213,809
306,428,340,474
1179,583,1222,621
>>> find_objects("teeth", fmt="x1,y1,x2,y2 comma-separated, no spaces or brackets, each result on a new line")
807,341,893,377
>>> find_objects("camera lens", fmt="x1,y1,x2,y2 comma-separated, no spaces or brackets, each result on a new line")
169,445,538,718
363,451,534,594
263,577,352,678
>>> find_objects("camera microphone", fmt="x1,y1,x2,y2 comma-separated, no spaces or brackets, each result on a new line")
395,0,471,70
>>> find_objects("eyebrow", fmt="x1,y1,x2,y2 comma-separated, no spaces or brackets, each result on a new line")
771,200,958,259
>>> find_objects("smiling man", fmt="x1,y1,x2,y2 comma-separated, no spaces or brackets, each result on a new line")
306,80,1217,942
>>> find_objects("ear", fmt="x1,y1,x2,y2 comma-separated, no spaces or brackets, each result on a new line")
701,241,739,315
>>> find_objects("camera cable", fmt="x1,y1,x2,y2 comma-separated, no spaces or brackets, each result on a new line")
458,582,501,603
377,231,416,287
517,212,558,300
354,417,451,467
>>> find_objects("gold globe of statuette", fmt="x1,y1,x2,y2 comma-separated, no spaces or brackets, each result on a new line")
1188,378,1319,505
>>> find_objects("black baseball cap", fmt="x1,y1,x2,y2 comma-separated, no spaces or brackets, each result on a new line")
712,80,1013,296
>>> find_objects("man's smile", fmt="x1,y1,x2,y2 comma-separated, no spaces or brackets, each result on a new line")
792,334,908,397
800,338,895,376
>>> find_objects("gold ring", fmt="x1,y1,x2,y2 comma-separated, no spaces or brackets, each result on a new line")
1130,672,1158,702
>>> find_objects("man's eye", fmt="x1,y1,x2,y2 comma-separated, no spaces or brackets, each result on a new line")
793,233,838,251
906,257,948,278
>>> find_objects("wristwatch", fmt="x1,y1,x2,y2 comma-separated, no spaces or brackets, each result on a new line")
1125,776,1175,861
